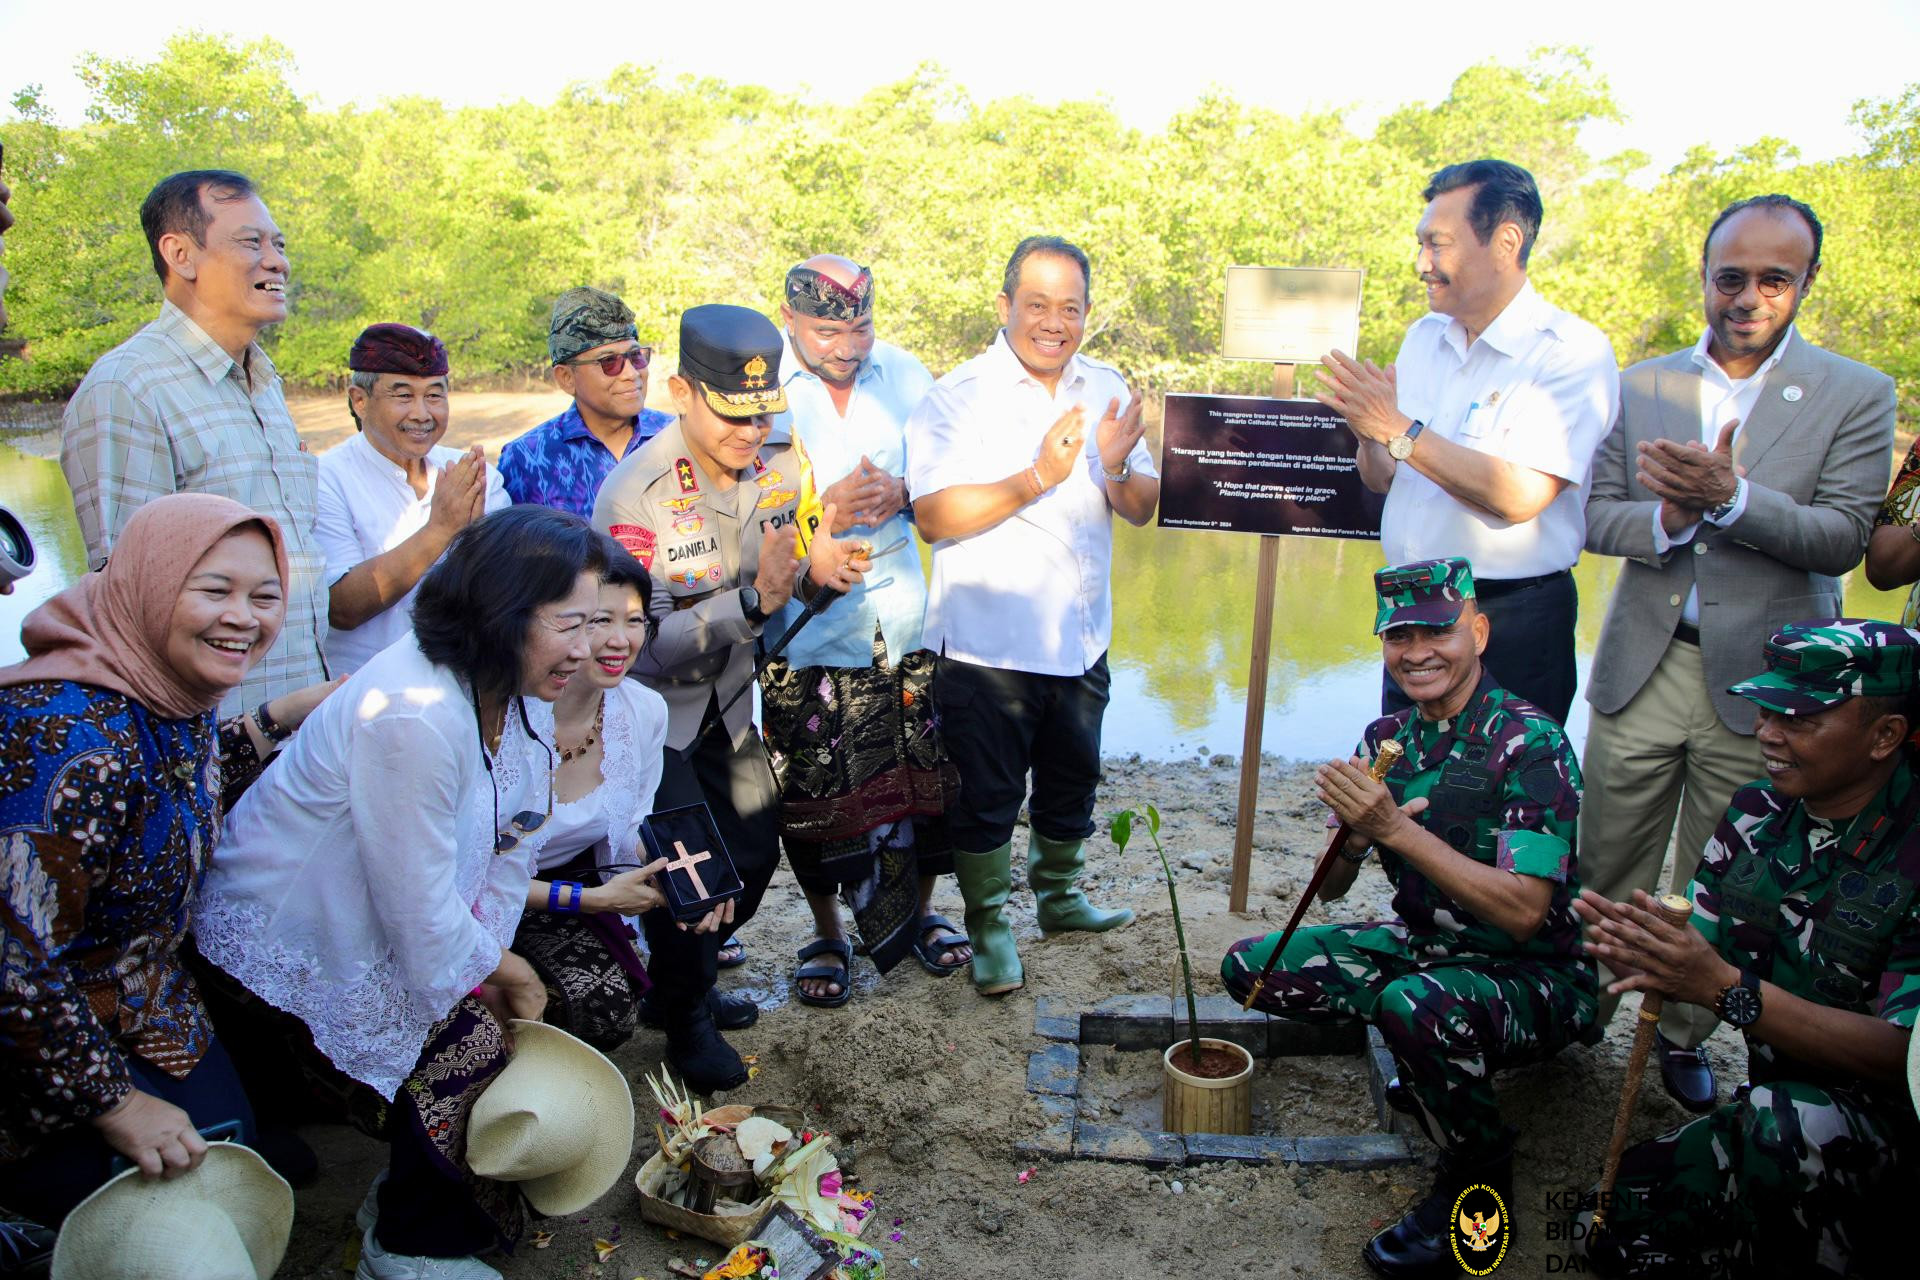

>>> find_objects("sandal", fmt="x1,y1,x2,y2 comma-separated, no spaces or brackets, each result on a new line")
912,913,972,977
793,938,853,1008
716,935,746,969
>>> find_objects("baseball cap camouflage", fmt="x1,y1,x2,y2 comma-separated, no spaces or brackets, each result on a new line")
1373,557,1476,635
549,286,639,365
1727,619,1920,715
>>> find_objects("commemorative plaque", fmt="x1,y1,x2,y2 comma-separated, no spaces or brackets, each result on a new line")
638,802,744,922
1220,266,1363,364
1155,393,1382,540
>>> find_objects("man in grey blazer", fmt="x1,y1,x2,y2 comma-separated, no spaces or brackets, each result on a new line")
1581,194,1897,1110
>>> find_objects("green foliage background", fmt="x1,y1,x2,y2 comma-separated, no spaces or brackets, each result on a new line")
3,36,1915,421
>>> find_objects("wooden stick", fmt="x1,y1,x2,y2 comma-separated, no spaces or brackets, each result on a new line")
1591,893,1695,1232
1226,363,1297,913
1238,739,1404,1010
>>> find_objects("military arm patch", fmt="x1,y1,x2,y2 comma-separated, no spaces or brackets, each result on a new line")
610,522,657,570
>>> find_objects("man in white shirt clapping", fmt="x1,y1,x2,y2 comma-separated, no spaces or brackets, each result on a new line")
907,236,1159,998
316,324,508,675
1317,159,1620,725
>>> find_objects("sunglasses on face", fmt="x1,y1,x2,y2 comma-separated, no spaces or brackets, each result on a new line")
565,346,653,378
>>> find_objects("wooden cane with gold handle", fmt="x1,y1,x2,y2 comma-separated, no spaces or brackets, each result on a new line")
1238,739,1405,1012
1591,892,1695,1232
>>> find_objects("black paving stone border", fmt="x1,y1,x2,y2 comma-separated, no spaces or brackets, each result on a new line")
1022,997,1424,1169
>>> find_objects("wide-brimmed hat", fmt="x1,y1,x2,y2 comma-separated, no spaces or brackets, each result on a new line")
50,1143,293,1280
466,1020,635,1216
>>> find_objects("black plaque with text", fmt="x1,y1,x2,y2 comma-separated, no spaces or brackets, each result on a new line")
1155,393,1383,539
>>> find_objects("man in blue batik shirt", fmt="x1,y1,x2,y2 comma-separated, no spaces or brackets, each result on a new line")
498,286,672,517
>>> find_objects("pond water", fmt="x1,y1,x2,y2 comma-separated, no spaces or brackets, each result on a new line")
3,432,1907,763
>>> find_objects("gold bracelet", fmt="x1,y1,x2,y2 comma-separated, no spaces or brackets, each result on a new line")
1025,465,1047,498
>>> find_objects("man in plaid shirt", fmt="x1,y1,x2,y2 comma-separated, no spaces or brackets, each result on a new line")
61,170,328,715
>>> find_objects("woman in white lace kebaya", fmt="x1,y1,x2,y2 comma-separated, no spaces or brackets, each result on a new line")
512,553,684,1050
195,506,611,1280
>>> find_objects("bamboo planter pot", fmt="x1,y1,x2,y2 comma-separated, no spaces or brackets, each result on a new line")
1161,1037,1255,1135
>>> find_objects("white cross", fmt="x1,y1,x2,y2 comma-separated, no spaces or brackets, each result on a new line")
665,839,715,900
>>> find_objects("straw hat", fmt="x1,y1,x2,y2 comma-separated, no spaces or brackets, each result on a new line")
465,1019,635,1215
50,1143,293,1280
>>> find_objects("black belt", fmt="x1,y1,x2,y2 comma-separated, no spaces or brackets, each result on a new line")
1674,621,1702,647
1473,569,1571,600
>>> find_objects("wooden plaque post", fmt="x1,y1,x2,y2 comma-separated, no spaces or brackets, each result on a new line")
1227,362,1295,913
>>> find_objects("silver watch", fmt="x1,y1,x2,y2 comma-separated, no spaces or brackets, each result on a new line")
1102,460,1131,482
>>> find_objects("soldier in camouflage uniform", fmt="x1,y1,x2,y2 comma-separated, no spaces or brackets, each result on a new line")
1221,557,1595,1280
1574,620,1920,1278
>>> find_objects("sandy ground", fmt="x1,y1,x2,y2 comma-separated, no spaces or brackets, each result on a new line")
3,394,1733,1278
271,751,1730,1280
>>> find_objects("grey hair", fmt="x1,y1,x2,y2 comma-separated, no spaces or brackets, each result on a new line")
346,369,381,430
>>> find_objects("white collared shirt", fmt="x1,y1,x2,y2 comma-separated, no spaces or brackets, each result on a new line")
200,635,541,1098
1651,327,1794,624
907,332,1157,676
1385,281,1619,578
315,433,510,674
766,337,934,667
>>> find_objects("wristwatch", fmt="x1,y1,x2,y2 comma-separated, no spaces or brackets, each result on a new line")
1705,480,1742,525
1386,419,1425,461
1102,460,1132,483
739,585,767,626
1714,967,1763,1029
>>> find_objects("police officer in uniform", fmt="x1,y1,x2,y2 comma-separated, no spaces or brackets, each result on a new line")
593,304,869,1091
1575,620,1920,1278
1221,558,1594,1279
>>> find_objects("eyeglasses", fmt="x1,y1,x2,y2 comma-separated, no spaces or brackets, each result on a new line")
564,346,652,377
1710,270,1805,299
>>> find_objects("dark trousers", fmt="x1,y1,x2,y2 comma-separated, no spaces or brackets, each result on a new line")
643,710,780,1016
0,1040,257,1228
1382,569,1577,725
934,653,1111,853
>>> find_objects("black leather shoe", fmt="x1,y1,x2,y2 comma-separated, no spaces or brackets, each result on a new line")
1362,1183,1455,1278
0,1210,55,1278
1655,1032,1716,1113
641,988,760,1032
707,988,759,1030
662,1002,749,1094
1363,1144,1512,1279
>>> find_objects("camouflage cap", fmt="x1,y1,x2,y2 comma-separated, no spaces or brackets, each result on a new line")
1728,619,1920,715
549,287,639,365
1373,557,1476,635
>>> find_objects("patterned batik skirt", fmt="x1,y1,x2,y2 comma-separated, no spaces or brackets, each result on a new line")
513,851,652,1051
190,955,526,1250
759,636,960,974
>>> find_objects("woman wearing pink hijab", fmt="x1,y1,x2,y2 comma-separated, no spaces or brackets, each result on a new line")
0,493,335,1252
